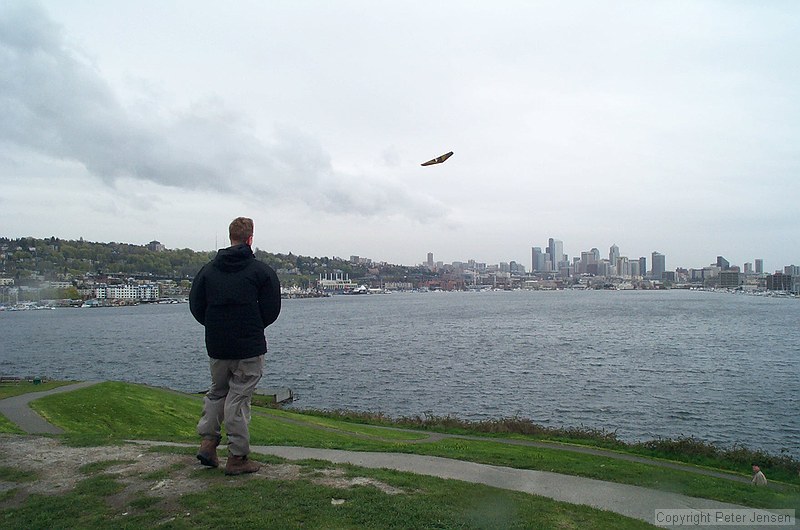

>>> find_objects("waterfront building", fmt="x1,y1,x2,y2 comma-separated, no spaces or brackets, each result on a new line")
93,283,159,301
744,262,753,274
719,270,741,288
630,260,640,278
639,257,647,278
755,259,764,274
785,265,800,276
766,272,794,292
427,252,434,268
716,256,730,270
317,273,357,292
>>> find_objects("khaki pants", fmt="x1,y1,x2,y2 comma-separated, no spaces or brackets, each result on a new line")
197,355,264,456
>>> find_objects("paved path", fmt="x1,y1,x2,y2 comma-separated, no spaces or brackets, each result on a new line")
1,383,793,529
0,381,98,434
253,446,786,530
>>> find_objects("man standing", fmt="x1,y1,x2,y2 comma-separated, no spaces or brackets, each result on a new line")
189,217,281,475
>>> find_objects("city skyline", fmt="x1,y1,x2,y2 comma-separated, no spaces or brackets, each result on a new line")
427,239,781,277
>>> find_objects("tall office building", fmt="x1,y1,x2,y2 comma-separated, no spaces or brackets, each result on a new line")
755,259,763,274
608,244,620,275
609,244,620,265
427,252,434,267
531,247,544,272
716,256,730,270
617,256,630,277
580,251,592,274
548,238,563,270
639,257,647,278
651,252,666,279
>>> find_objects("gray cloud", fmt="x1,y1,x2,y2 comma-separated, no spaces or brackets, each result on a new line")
0,2,447,220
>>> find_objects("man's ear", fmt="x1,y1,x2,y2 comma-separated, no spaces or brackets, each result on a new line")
247,235,254,246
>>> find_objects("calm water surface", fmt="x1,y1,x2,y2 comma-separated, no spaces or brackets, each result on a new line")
2,289,798,456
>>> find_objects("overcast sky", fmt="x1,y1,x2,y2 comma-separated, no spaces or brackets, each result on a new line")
1,1,798,271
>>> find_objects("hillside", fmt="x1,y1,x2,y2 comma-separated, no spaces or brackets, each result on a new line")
0,236,431,288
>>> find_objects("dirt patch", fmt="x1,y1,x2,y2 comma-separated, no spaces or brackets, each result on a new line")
0,435,406,511
311,467,405,495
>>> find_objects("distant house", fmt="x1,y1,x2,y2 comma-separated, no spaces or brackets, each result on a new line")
147,241,165,252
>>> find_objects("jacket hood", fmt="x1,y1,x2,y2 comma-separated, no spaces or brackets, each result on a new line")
212,244,255,273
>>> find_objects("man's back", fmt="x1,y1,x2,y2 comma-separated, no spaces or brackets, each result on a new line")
189,243,281,360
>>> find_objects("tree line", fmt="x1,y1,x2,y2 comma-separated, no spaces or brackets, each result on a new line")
0,236,429,288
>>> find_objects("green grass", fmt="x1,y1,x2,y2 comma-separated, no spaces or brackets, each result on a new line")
177,466,652,530
12,381,800,515
405,438,800,511
0,381,74,400
0,450,653,530
259,407,429,441
0,380,76,433
0,466,36,483
305,409,800,484
0,475,125,530
27,382,800,510
0,415,23,434
30,382,201,441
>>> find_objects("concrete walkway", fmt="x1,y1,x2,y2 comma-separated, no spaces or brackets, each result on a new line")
1,382,793,529
253,445,786,530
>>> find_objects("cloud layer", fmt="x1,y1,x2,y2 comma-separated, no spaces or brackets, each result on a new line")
0,2,446,221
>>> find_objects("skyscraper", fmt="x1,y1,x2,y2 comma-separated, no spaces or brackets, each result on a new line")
639,257,647,278
651,252,666,279
427,252,434,268
609,244,619,265
755,259,763,274
609,244,620,275
531,247,544,272
548,238,563,271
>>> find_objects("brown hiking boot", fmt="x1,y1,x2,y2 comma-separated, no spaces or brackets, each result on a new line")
196,436,221,468
225,454,261,475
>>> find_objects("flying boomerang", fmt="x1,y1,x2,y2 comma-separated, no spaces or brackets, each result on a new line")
421,151,453,166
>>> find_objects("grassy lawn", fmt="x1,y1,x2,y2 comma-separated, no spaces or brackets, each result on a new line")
12,381,800,514
0,416,23,434
0,381,75,400
0,449,654,530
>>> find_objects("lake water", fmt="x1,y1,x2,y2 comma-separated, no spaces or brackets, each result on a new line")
1,289,798,457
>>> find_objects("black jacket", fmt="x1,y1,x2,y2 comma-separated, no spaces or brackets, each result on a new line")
189,244,281,359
